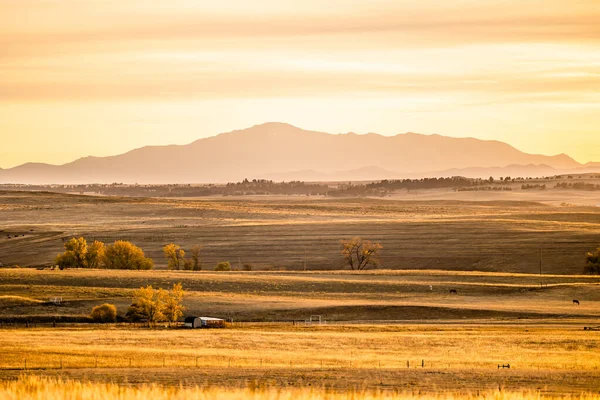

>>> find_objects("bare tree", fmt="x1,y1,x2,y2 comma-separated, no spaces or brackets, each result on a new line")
340,237,383,270
189,245,202,271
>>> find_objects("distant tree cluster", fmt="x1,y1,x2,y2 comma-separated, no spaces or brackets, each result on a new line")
20,180,331,197
555,182,600,191
55,238,153,270
521,184,546,190
330,177,503,197
457,186,512,192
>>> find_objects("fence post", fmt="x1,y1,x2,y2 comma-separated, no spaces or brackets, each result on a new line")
422,359,424,368
196,357,198,368
407,360,410,369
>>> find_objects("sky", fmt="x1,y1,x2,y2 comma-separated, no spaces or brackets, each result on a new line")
1,0,599,168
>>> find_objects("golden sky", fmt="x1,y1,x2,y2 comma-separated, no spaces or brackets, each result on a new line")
1,0,599,168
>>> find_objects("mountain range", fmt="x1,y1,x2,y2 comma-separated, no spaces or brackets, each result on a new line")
1,122,598,184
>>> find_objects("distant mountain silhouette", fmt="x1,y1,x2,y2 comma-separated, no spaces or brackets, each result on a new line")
0,122,594,184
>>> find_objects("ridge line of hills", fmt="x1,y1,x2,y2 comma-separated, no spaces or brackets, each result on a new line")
1,122,598,184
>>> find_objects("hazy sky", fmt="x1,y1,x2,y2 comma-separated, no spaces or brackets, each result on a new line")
1,0,599,168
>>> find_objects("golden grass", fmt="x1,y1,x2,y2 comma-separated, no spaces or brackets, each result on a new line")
0,295,43,306
2,375,599,400
1,325,599,372
1,267,600,323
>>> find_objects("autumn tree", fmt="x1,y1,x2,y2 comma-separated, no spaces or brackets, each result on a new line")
128,285,164,325
163,244,185,270
127,284,186,326
86,240,105,268
55,237,104,269
162,283,186,325
103,240,154,270
340,237,383,271
585,247,600,274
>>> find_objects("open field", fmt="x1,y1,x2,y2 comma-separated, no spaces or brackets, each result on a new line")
1,324,600,396
1,191,599,397
1,190,599,274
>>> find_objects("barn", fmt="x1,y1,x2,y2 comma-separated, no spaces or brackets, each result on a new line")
184,316,226,329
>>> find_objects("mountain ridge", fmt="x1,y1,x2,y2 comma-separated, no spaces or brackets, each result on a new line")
0,122,594,184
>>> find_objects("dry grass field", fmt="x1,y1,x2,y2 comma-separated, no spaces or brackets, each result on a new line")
1,190,600,397
1,190,599,274
1,323,600,396
0,268,599,396
6,376,600,400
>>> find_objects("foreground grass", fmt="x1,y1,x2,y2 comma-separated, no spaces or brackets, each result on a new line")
2,375,599,400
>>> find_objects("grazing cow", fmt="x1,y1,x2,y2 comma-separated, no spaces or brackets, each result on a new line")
573,300,580,305
449,289,458,294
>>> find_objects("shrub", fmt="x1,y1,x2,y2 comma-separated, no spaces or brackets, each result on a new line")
243,263,253,271
585,248,600,274
90,303,117,323
125,303,145,322
214,261,232,271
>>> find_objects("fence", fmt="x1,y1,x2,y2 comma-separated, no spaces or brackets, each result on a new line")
2,355,441,372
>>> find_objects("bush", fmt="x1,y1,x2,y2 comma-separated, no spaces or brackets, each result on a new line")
125,303,145,322
585,248,600,274
90,303,117,323
242,263,253,271
214,261,232,271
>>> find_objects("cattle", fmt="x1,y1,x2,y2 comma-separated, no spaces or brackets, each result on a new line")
449,289,458,294
573,300,580,305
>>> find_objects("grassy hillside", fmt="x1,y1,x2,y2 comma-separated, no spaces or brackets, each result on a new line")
1,268,599,322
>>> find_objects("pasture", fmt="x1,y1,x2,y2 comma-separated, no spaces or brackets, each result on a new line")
1,323,600,396
1,190,599,274
0,267,600,395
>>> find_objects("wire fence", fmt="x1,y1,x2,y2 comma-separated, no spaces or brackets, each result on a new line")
0,355,475,372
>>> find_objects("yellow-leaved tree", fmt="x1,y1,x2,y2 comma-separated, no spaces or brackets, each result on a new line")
55,237,104,269
127,283,186,326
163,244,185,270
162,283,186,325
103,240,154,270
